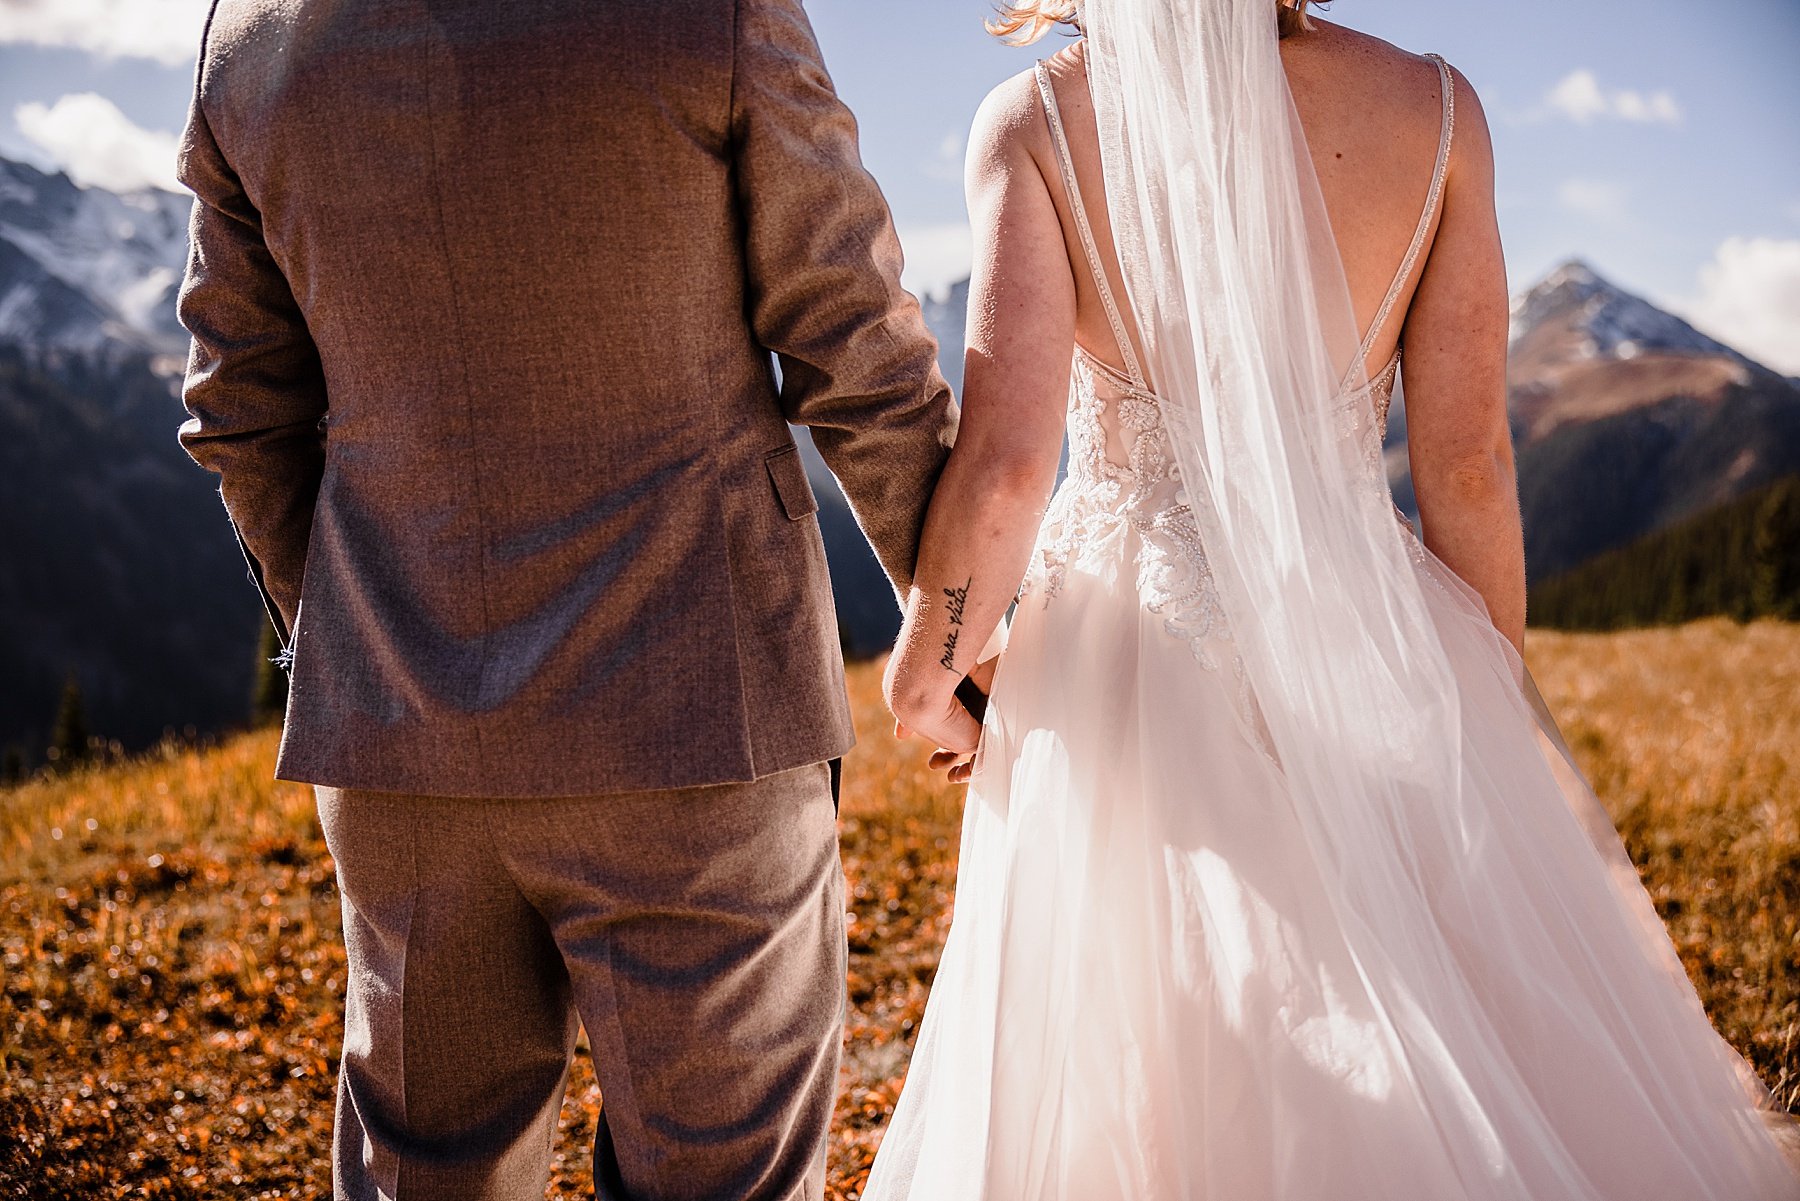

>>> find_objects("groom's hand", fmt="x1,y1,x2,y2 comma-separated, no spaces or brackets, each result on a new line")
893,656,998,785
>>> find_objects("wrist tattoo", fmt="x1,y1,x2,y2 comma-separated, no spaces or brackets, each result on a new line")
939,577,971,671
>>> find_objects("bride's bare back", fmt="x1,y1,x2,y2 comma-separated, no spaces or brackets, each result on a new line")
939,17,1524,659
1022,23,1496,402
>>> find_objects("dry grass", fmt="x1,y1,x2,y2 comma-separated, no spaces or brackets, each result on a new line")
2,619,1795,1198
1526,619,1800,1113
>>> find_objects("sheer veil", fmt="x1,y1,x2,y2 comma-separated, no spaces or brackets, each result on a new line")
1082,0,1791,1190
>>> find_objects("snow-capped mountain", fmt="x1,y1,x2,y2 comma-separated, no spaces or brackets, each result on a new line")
0,236,120,359
1507,259,1746,366
1500,258,1781,451
0,156,260,769
0,157,190,363
1440,260,1797,578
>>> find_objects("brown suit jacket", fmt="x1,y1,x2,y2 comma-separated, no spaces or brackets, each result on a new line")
177,0,957,796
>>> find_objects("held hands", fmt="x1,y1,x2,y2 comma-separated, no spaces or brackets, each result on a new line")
886,573,1009,784
886,654,999,785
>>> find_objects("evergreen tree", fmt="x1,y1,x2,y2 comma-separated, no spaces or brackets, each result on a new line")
49,674,89,768
1531,474,1800,630
251,622,290,726
1750,478,1800,621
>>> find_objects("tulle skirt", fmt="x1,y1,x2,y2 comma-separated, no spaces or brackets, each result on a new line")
862,518,1799,1201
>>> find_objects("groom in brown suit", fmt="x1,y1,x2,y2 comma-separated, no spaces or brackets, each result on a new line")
175,1,956,1197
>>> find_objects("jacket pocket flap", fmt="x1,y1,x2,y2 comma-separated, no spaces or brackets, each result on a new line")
765,444,819,521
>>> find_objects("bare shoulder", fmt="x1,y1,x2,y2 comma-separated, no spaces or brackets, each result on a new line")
965,63,1057,197
1293,19,1492,173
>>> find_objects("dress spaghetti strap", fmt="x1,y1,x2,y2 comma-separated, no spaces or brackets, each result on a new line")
1033,60,1149,391
1352,54,1456,372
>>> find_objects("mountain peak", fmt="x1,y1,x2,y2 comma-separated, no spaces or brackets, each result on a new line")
1513,259,1625,321
1510,258,1747,368
1541,258,1607,291
0,153,191,358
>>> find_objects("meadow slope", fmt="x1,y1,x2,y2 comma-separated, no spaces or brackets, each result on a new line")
2,619,1797,1199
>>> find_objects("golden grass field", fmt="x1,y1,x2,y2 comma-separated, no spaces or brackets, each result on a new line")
2,618,1797,1198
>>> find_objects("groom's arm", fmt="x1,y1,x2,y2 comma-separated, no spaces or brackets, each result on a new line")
730,0,959,595
174,34,328,646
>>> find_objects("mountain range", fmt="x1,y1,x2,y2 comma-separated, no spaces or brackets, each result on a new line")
0,158,189,363
1,154,1795,764
0,158,260,766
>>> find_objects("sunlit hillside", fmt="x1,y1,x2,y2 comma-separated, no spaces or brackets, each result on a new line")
3,620,1797,1198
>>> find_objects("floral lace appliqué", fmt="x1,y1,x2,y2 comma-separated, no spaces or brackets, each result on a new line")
1023,351,1233,670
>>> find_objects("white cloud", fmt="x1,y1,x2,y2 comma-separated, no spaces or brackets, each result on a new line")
1674,238,1800,376
898,222,973,300
0,0,210,66
1544,69,1682,126
15,94,183,193
1557,178,1629,223
1546,71,1609,122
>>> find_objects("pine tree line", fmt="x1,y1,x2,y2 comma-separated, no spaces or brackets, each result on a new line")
48,673,89,766
1529,474,1800,630
1,620,286,789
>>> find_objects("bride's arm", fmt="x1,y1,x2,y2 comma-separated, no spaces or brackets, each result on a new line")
884,77,1074,756
1397,67,1528,654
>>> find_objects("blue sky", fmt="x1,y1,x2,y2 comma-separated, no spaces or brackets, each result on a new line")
1,0,1796,370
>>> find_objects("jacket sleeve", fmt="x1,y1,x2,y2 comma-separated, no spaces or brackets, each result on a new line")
730,0,959,595
174,34,328,646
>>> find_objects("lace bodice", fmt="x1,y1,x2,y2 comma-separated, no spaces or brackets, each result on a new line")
1017,55,1454,669
1019,348,1228,666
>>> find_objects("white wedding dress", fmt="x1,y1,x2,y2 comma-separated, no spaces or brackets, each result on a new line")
862,44,1800,1201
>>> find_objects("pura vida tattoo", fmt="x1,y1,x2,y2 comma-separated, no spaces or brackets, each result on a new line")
939,577,971,671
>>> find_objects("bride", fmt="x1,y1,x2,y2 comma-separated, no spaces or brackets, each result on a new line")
869,0,1800,1197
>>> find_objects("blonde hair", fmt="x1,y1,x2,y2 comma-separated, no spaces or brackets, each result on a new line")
985,0,1078,44
986,1,1324,45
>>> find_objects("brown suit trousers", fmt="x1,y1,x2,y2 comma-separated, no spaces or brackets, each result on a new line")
316,764,842,1200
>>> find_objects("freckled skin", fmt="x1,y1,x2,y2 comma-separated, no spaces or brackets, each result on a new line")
887,16,1525,777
